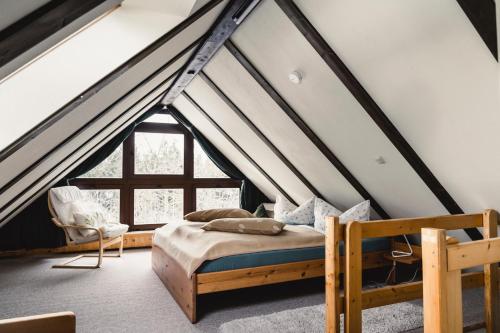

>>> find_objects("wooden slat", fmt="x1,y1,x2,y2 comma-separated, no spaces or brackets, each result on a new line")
325,216,341,333
197,259,325,294
273,0,483,241
0,311,75,333
422,228,462,333
360,213,483,238
447,237,500,270
345,221,362,333
0,231,152,257
483,210,500,333
360,270,485,311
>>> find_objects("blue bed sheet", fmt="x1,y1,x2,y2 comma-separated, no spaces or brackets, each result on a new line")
196,237,390,273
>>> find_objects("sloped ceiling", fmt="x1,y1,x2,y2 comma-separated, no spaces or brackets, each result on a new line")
0,0,498,238
171,0,499,240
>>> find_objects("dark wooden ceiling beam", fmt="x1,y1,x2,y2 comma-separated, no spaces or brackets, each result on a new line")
177,93,296,204
199,71,323,199
0,38,200,199
457,0,497,60
0,0,223,165
0,67,184,227
275,0,482,240
161,0,262,105
224,40,390,219
0,0,123,80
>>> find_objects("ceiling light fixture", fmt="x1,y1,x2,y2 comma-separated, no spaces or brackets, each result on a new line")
288,70,303,84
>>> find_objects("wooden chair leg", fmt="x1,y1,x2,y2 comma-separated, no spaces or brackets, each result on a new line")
345,221,362,333
97,236,104,268
118,235,124,257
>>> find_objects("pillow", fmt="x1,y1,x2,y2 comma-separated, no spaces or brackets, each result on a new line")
273,194,297,222
340,200,371,224
313,200,371,233
313,198,342,233
274,195,316,225
202,218,285,235
184,208,254,222
71,200,114,237
253,203,268,218
50,186,83,203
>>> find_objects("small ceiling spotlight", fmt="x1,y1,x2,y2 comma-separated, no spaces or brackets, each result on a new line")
288,70,303,84
375,156,386,165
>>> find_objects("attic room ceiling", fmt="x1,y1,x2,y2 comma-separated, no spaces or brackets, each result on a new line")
0,0,498,243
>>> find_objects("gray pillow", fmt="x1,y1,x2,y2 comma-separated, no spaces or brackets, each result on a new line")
184,208,254,222
202,218,285,235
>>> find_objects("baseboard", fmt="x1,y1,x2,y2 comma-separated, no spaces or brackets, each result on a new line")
0,231,153,258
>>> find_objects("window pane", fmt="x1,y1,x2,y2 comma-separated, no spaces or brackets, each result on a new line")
144,113,178,124
193,141,229,178
78,144,122,178
196,188,240,211
134,189,183,225
80,189,120,222
134,132,184,174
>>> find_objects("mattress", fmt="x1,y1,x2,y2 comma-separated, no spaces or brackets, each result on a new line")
196,237,390,273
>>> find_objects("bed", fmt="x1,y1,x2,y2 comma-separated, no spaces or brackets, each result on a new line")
151,218,392,323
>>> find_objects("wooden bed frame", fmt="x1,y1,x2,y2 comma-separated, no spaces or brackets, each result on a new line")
152,243,390,323
325,210,499,333
422,210,499,333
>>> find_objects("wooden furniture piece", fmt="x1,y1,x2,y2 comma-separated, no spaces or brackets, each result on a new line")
422,210,500,333
48,193,124,269
325,211,497,333
152,243,390,323
0,311,75,333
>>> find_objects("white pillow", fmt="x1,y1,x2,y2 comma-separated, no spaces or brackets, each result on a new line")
340,200,371,224
314,200,371,233
71,200,114,237
314,198,342,233
274,194,316,225
274,194,297,222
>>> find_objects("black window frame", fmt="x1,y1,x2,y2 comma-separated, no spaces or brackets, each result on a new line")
70,110,241,231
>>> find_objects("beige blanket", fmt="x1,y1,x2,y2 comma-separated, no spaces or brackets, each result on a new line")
153,221,325,277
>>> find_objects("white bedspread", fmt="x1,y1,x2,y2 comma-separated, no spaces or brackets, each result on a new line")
153,221,325,277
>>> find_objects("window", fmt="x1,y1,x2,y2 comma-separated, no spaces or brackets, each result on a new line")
71,110,241,230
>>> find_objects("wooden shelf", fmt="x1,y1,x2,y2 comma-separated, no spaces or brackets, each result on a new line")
383,253,421,265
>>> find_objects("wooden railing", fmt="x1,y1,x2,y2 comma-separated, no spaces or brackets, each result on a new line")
422,210,500,333
325,211,492,333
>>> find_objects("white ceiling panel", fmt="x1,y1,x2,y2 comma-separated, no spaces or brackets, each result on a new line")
173,94,278,200
185,75,314,204
231,0,447,217
204,47,363,211
294,0,500,214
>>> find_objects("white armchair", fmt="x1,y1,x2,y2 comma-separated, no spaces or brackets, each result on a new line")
48,186,128,268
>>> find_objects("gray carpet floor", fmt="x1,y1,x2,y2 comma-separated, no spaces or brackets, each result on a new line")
0,249,486,332
0,249,325,332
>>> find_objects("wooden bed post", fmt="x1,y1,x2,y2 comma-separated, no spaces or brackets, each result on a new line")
345,221,362,333
325,216,341,333
483,210,500,333
422,228,462,333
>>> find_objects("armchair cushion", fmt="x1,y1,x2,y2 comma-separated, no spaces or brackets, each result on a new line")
49,187,128,243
